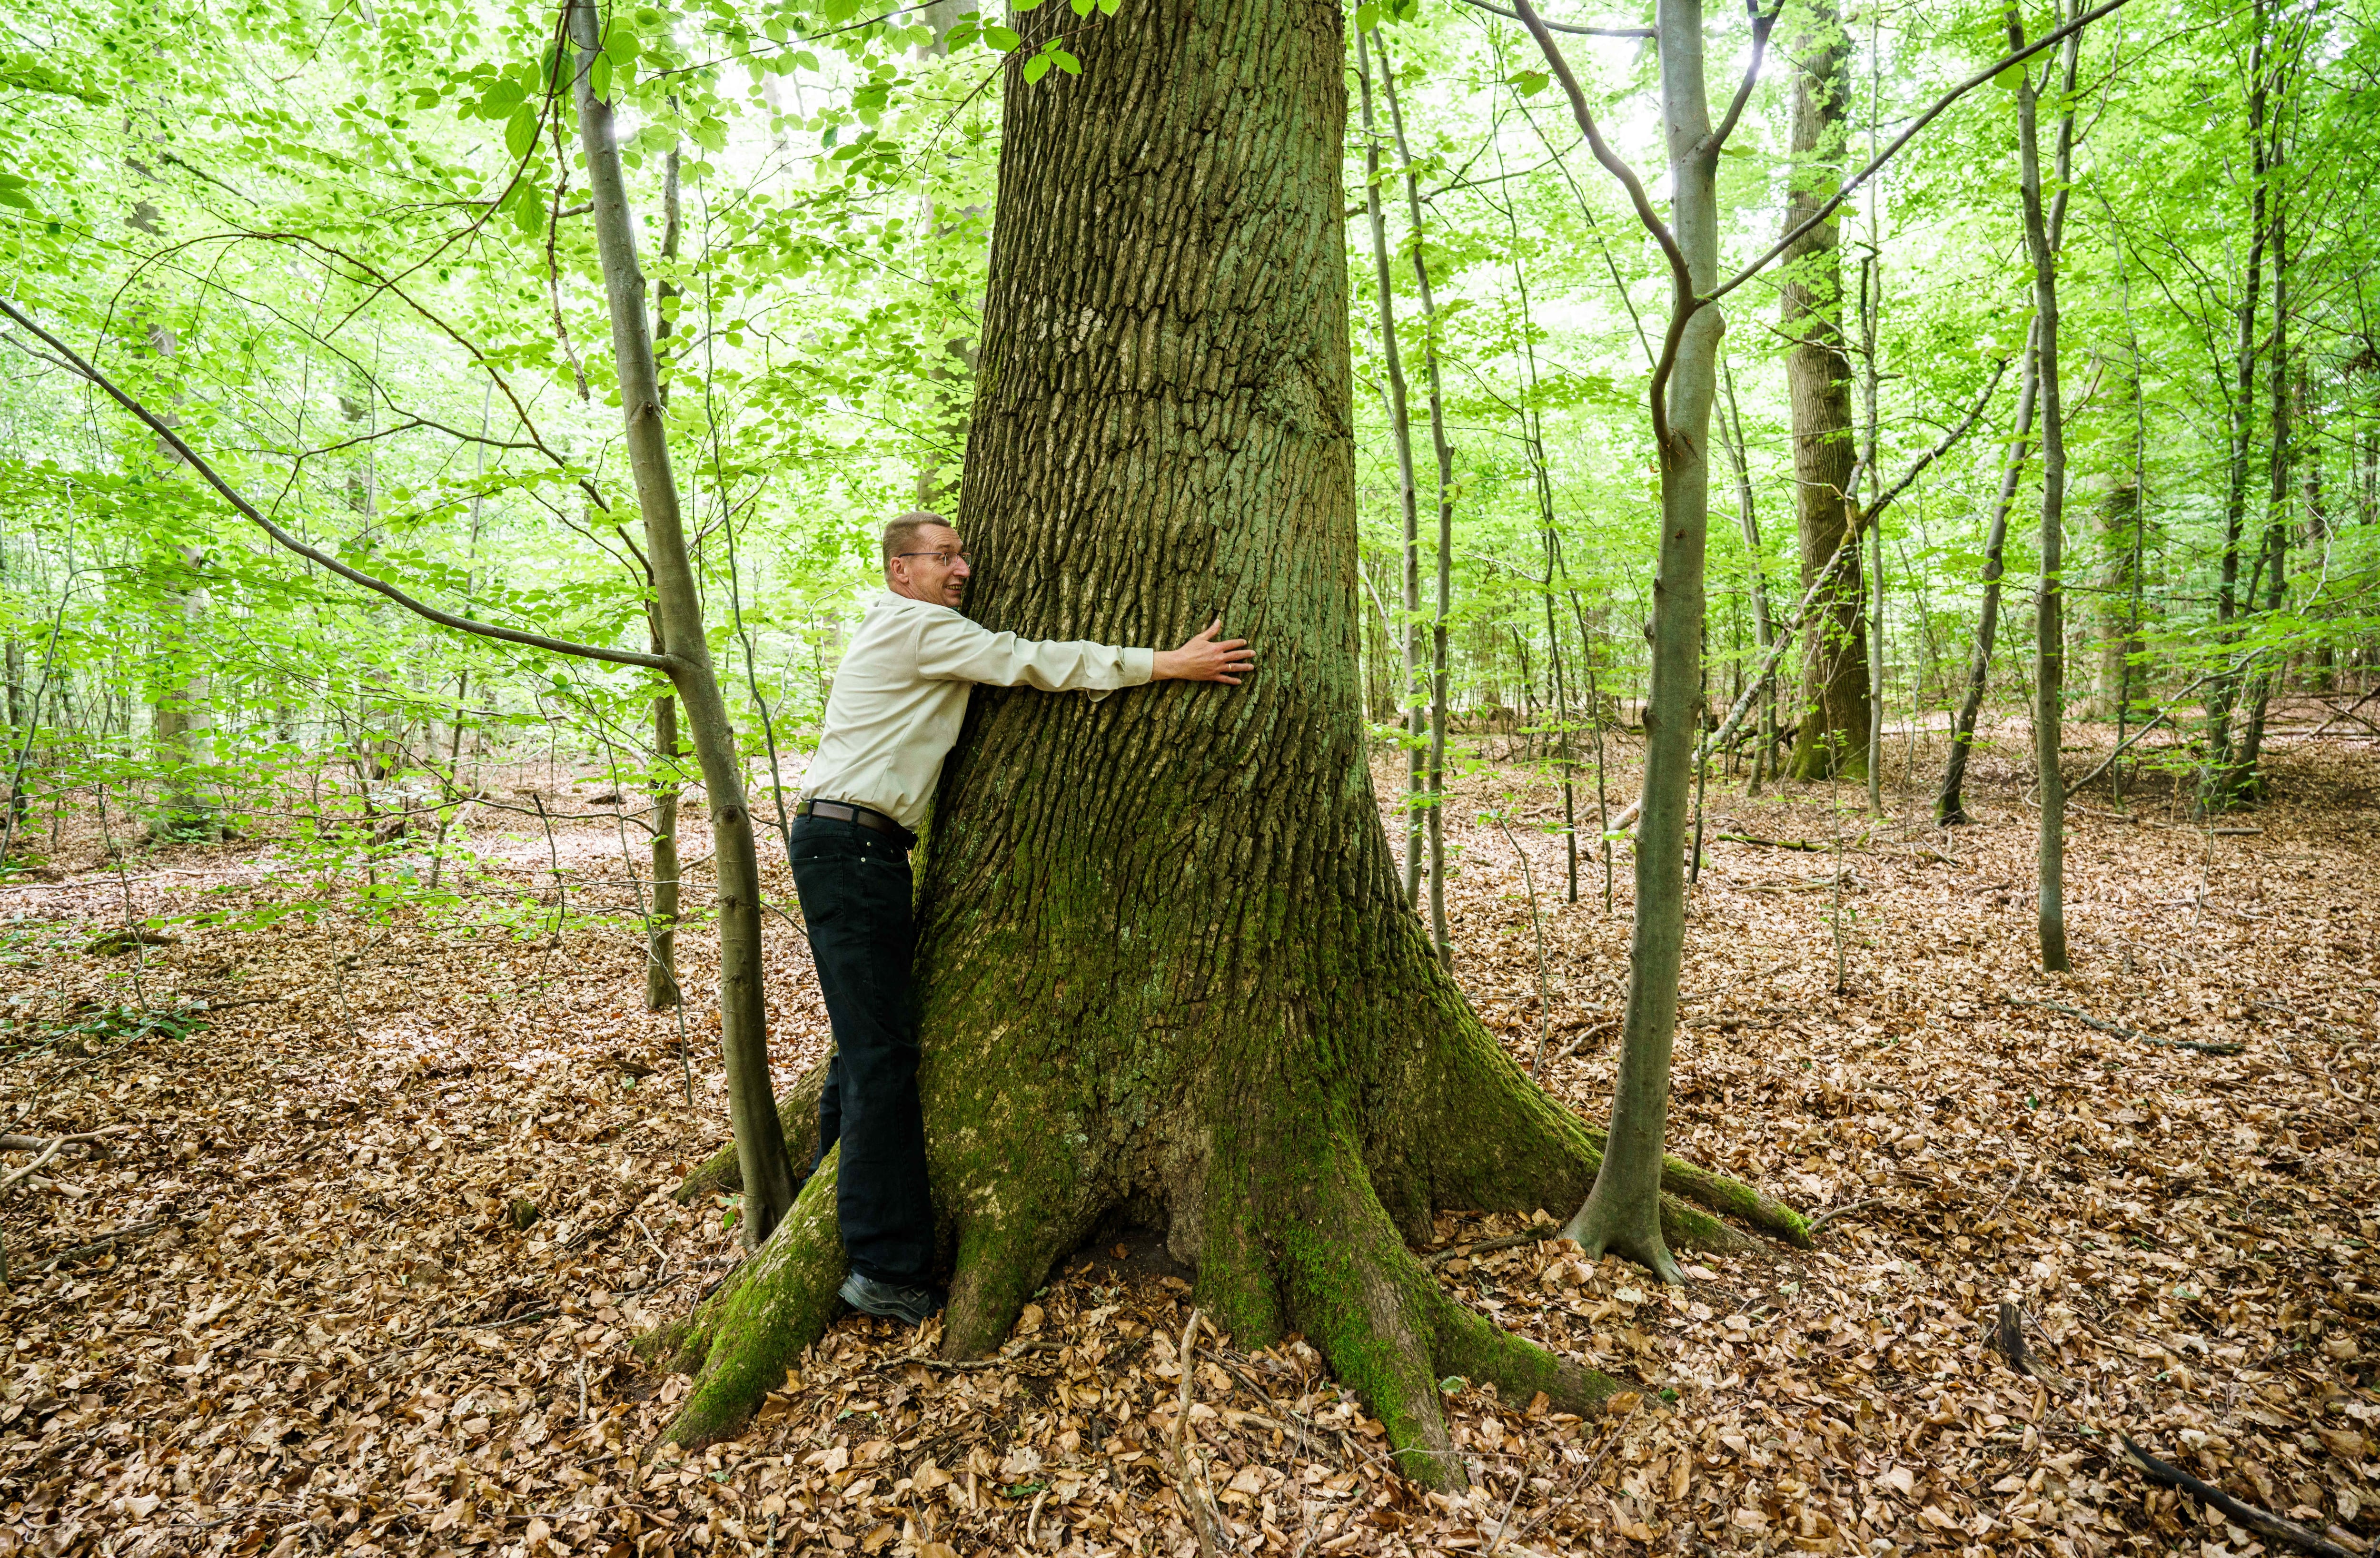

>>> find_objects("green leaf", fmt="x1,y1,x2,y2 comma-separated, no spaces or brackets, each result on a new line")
1070,0,1093,15
479,78,526,118
0,172,36,213
1052,47,1080,73
411,87,442,109
982,24,1019,49
504,104,540,161
1098,0,1121,14
1507,68,1547,96
793,49,820,68
514,189,547,238
1022,52,1051,82
1993,61,2023,90
591,52,613,99
1353,1,1379,31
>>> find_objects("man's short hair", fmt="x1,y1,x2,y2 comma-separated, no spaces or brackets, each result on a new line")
882,512,953,569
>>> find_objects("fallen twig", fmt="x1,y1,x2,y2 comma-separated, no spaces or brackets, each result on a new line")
2116,1431,2360,1558
1425,1221,1562,1268
1167,1308,1231,1558
1805,1197,1889,1236
1713,831,1827,852
2001,994,2243,1056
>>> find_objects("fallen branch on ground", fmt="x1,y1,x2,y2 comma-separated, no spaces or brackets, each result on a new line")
1425,1221,1562,1268
1713,831,1827,852
2116,1432,2360,1558
0,1125,135,1193
2001,994,2243,1055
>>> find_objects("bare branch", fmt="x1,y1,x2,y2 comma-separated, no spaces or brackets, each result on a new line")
1706,0,2136,308
0,298,676,674
1507,0,1694,453
1455,0,1654,38
1701,0,1783,159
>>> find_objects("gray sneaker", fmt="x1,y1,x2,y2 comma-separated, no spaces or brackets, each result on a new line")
840,1272,945,1326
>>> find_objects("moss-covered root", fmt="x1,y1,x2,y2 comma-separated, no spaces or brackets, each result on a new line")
939,1205,1077,1361
657,1149,849,1450
674,1058,831,1204
1658,1156,1811,1249
1277,1142,1467,1490
1430,1298,1623,1416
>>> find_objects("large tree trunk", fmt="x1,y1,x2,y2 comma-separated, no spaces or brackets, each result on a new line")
649,0,1802,1482
1779,1,1869,782
569,0,798,1245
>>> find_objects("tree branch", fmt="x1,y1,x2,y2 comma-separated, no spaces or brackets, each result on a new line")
0,298,676,673
1705,0,2136,308
1455,0,1653,38
1700,0,1783,160
1508,0,1695,455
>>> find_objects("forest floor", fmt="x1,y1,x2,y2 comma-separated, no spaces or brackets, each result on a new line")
2,713,2377,1558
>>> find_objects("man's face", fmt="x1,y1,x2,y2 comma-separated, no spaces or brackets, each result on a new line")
888,524,971,608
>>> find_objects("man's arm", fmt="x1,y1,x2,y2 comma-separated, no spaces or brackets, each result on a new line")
913,611,1253,690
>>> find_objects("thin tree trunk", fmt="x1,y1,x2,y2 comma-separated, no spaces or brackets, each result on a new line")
2236,182,2291,787
1562,0,1728,1285
1378,33,1457,966
568,0,797,1246
1717,355,1773,796
1353,29,1427,910
2205,2,2271,808
2013,3,2073,974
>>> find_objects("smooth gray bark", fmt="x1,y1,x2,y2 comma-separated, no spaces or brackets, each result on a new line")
569,0,797,1244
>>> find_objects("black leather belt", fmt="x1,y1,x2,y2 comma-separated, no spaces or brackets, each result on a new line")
797,798,915,845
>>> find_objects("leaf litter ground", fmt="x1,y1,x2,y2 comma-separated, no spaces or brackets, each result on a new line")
3,725,2377,1557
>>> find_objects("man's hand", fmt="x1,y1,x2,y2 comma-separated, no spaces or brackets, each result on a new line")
1153,620,1255,685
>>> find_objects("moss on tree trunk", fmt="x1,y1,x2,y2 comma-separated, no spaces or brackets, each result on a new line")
652,0,1799,1484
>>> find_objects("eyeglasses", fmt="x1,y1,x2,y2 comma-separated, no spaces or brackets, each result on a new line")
896,549,969,567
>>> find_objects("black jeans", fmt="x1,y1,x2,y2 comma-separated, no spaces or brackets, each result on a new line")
789,813,934,1287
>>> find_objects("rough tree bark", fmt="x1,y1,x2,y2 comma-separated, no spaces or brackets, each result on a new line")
568,0,798,1242
646,0,1803,1483
1779,0,1870,783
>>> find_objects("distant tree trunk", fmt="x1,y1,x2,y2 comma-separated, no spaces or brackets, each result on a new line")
648,0,1800,1476
1779,0,1869,782
2301,365,2331,690
2235,186,2291,789
1354,29,1427,909
569,0,798,1246
2204,4,2271,810
1379,33,1458,963
2087,478,2142,721
645,142,685,1014
2013,4,2075,974
1717,355,1775,797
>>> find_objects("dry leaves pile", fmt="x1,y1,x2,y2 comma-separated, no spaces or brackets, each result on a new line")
2,722,2376,1558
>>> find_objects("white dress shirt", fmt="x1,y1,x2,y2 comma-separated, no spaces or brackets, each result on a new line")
801,590,1154,830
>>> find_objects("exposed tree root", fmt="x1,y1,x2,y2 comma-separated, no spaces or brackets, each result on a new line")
647,1153,849,1451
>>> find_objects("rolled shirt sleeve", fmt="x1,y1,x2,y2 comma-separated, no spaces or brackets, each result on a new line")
911,611,1155,696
